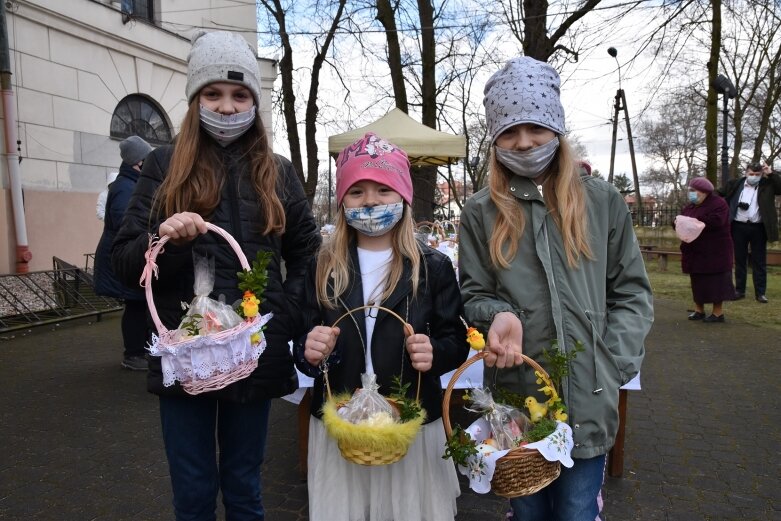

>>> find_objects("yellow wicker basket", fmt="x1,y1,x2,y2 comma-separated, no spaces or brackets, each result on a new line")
322,305,425,466
442,351,561,498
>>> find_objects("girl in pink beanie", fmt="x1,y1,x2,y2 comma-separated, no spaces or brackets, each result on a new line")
293,132,469,521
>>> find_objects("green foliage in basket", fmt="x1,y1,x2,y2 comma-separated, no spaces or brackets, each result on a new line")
443,424,479,468
521,417,558,443
493,386,526,410
180,313,203,337
237,250,273,301
542,339,584,390
389,375,423,423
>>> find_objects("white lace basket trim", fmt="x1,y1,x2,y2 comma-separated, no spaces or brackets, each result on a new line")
147,312,272,387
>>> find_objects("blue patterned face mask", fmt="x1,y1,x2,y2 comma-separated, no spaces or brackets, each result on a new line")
343,202,404,237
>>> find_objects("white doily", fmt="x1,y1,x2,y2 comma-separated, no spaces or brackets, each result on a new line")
148,312,272,387
457,416,574,494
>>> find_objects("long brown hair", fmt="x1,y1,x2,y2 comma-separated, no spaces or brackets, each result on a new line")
488,136,593,268
316,205,422,309
155,99,285,234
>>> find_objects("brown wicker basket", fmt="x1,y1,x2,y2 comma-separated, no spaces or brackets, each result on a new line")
322,305,424,466
442,351,561,498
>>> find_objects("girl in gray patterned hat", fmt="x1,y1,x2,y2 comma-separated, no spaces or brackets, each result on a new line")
111,30,320,520
459,56,653,521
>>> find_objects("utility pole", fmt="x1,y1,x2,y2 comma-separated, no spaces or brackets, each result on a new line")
607,47,643,225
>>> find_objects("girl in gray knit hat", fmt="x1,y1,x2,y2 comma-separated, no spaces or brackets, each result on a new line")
111,30,320,520
459,56,653,521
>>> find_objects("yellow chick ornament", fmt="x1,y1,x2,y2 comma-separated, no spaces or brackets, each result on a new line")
524,396,548,423
466,327,485,350
241,291,260,318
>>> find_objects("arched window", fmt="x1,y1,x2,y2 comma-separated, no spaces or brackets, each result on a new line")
110,94,172,145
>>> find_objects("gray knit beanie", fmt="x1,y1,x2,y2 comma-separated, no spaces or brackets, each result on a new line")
185,30,262,107
483,56,566,143
119,136,153,165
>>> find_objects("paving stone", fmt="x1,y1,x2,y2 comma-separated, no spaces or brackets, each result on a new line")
2,297,780,520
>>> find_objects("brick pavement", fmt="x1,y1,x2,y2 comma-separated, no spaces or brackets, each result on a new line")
1,297,779,520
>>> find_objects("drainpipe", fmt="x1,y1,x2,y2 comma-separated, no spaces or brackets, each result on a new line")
0,2,30,273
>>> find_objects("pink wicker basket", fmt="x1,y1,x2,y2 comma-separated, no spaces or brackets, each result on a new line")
140,223,271,395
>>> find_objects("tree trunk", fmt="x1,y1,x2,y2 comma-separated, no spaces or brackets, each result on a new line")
303,0,347,203
705,0,721,184
376,0,408,113
414,0,437,221
266,1,304,185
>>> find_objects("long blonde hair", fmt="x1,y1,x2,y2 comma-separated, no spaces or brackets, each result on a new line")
488,136,593,268
316,205,422,309
154,99,285,235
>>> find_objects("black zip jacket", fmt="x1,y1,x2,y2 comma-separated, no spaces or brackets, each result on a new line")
112,142,320,402
293,244,469,424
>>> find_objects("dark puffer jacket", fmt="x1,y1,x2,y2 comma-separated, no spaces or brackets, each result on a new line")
94,162,145,301
293,245,469,424
112,143,320,402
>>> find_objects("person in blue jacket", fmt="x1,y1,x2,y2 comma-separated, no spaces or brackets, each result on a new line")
93,135,153,371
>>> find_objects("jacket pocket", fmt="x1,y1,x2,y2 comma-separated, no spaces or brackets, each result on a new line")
584,310,622,392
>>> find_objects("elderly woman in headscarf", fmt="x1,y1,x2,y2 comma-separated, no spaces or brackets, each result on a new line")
675,176,735,323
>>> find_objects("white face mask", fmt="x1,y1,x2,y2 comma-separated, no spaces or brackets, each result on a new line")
343,203,404,237
494,136,560,179
199,105,256,147
746,174,762,186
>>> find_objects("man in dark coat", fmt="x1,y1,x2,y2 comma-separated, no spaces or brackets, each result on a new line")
93,135,153,370
718,161,781,303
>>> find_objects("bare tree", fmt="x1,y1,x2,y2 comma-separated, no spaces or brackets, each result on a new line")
639,89,707,202
258,0,348,203
720,0,781,171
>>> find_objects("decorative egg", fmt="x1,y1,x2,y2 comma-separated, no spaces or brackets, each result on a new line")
483,437,500,449
476,443,498,456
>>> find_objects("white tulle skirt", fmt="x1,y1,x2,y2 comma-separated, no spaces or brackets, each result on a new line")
307,416,461,521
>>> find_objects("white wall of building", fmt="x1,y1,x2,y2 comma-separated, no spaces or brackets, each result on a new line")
0,0,277,272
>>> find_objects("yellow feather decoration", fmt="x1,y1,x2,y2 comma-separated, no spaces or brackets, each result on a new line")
322,393,426,458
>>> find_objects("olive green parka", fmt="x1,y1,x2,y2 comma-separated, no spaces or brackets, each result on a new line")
459,174,653,459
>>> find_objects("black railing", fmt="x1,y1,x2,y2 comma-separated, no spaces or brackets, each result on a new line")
0,257,123,333
628,200,781,229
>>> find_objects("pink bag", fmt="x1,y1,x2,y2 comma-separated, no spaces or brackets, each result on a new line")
674,215,706,243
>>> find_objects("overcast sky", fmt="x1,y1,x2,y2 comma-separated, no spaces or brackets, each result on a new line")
261,3,682,181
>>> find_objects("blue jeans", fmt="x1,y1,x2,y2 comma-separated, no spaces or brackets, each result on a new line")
509,454,606,521
159,395,272,521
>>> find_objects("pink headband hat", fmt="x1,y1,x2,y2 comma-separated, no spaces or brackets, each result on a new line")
335,132,413,205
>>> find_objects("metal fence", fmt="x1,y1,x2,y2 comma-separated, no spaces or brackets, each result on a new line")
0,257,123,334
629,200,781,228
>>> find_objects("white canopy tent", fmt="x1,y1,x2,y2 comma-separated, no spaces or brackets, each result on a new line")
327,108,466,165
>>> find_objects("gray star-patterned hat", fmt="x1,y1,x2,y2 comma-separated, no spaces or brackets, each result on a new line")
483,56,566,143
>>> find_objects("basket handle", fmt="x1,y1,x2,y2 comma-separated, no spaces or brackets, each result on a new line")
323,304,420,402
140,223,252,336
441,350,550,439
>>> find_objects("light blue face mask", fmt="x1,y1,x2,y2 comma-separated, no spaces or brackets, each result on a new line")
343,202,404,237
746,174,762,186
688,191,700,204
494,136,560,179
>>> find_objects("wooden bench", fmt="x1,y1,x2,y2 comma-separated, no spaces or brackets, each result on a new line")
640,248,681,272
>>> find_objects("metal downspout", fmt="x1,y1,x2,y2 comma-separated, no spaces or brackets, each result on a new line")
0,2,30,273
